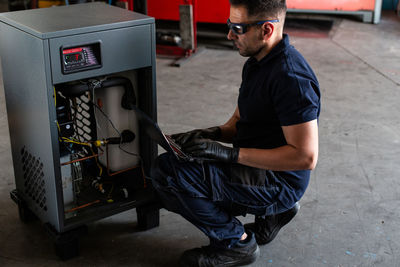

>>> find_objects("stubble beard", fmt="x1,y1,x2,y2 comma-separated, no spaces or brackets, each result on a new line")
235,42,265,58
234,34,265,58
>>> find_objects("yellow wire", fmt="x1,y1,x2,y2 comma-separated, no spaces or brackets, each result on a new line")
54,87,62,133
61,137,91,146
90,146,103,177
107,184,114,200
55,86,102,176
54,86,57,107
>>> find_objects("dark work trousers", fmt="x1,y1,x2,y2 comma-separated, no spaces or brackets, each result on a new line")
151,152,289,249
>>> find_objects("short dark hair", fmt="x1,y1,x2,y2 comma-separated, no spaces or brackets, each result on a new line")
229,0,287,19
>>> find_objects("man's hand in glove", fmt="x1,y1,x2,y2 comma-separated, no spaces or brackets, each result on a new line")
182,139,239,163
171,127,221,146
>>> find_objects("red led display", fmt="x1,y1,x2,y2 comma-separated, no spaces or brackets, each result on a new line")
63,47,83,55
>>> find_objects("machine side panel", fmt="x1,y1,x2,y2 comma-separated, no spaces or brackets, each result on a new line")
136,23,157,175
0,23,61,230
149,23,158,166
49,25,152,84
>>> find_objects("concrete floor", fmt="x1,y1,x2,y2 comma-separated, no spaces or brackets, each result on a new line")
1,5,400,267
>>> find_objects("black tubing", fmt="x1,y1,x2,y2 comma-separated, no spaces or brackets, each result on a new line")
56,77,136,110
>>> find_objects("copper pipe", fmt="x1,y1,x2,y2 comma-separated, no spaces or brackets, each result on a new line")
107,166,139,176
141,165,147,188
105,143,140,176
60,152,103,166
64,200,100,214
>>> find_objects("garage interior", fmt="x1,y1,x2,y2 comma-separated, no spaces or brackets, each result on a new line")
0,0,400,266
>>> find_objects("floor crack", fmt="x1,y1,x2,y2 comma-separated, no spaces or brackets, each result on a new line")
331,38,400,87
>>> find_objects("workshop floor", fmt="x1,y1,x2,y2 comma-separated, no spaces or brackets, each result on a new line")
1,6,400,266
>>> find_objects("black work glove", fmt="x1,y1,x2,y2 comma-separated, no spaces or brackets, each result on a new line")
171,126,221,146
182,138,239,163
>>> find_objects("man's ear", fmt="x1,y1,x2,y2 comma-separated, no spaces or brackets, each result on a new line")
262,23,274,41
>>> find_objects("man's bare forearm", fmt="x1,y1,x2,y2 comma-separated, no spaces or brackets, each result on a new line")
238,120,319,171
218,106,240,143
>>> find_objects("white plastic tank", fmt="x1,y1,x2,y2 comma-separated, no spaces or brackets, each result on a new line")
94,76,140,172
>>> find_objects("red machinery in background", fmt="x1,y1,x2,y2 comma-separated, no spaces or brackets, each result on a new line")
148,0,381,23
147,0,228,59
147,0,201,60
147,0,230,24
147,0,383,60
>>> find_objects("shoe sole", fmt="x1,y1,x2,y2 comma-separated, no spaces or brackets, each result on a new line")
179,245,260,267
246,203,300,246
263,203,300,245
216,245,260,267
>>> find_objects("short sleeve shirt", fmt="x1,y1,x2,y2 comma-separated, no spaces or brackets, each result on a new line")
233,34,321,206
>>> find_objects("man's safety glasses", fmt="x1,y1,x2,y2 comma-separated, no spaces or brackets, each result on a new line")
227,18,279,35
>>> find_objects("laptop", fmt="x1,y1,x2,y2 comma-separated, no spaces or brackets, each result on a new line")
131,106,203,162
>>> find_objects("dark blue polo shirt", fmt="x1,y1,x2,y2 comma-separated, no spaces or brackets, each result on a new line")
233,34,320,207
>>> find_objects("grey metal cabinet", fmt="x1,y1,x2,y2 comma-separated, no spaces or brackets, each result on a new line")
0,2,159,259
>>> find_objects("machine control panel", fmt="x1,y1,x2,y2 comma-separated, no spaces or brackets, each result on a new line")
61,43,101,74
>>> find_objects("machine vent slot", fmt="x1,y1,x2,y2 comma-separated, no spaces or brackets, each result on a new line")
20,147,47,211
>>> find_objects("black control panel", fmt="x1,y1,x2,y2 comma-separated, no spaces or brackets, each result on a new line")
61,43,102,74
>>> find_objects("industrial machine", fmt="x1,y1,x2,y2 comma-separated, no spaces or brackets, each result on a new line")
147,0,383,24
0,2,159,260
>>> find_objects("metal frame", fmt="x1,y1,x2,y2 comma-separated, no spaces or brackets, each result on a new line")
149,0,199,60
0,2,158,234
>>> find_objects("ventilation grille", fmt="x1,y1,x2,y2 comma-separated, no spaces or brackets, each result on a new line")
20,147,47,211
70,92,97,147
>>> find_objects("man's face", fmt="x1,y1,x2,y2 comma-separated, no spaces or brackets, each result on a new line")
227,5,265,58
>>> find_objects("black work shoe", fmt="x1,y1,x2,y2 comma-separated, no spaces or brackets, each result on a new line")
179,232,260,267
245,202,300,245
